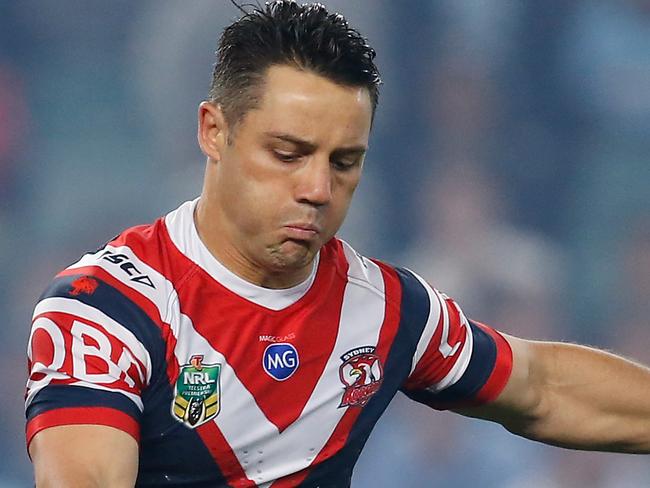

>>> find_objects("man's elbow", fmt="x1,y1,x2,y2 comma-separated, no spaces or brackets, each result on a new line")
493,338,556,442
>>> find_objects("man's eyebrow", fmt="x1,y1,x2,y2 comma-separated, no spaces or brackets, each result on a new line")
264,132,317,152
264,132,367,155
331,145,368,157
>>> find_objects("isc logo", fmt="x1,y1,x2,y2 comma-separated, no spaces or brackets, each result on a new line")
263,343,299,381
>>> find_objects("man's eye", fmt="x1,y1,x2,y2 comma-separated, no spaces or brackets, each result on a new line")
332,160,356,171
274,151,299,162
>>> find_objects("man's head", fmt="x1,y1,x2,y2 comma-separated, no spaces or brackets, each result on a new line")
197,1,380,288
208,0,381,128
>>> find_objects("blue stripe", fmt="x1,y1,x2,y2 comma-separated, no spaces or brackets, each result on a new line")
27,384,141,421
300,267,431,487
402,320,497,407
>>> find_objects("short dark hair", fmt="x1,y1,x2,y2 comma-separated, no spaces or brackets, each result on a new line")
209,0,381,127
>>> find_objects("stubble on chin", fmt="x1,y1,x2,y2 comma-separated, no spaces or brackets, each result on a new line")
265,240,317,272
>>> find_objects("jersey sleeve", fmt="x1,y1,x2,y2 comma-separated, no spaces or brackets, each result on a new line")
25,273,156,448
400,272,513,410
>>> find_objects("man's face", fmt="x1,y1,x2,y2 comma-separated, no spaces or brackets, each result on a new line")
207,65,372,279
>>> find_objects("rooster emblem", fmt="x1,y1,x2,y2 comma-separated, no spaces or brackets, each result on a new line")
338,346,383,407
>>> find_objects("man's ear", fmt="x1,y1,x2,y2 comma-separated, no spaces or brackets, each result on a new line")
197,101,229,161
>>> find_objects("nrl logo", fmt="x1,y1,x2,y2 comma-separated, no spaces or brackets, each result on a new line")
338,346,383,408
172,355,221,428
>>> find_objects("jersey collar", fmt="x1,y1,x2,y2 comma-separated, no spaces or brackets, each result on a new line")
164,198,319,311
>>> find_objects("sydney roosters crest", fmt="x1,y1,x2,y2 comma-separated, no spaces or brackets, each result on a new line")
338,346,383,408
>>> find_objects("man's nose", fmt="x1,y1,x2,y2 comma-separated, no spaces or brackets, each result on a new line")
295,158,333,206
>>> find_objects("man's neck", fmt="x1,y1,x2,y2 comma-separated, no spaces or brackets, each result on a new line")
193,196,315,289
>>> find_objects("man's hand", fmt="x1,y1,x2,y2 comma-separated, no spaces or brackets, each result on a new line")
30,425,138,487
456,334,650,453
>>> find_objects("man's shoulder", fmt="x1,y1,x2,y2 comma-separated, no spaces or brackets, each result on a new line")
327,237,399,298
328,237,442,312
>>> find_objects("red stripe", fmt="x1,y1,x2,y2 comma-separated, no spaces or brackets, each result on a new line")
372,263,403,364
58,265,179,384
401,290,445,390
26,406,139,448
471,322,513,404
196,422,256,488
272,259,403,487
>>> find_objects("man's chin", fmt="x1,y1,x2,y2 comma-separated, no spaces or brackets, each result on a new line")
267,239,319,271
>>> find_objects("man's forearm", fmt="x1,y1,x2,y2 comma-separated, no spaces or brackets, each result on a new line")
510,340,650,453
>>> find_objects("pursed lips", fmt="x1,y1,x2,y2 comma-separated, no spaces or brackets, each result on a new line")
283,222,321,240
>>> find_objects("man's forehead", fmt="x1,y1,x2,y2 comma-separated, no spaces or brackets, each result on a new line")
259,65,372,113
245,65,372,144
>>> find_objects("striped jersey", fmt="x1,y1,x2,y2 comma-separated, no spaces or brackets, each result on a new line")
26,198,512,487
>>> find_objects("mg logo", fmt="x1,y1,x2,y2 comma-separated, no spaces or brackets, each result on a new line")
263,343,299,381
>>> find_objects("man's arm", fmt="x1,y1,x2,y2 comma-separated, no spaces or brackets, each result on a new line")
30,425,138,488
26,271,154,486
456,334,650,453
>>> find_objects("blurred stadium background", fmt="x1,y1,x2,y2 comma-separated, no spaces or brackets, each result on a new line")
1,1,649,486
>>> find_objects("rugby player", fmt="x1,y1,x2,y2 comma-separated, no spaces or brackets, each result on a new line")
26,2,650,486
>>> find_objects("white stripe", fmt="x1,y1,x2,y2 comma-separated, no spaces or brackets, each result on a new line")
33,298,152,385
437,290,451,353
340,240,386,299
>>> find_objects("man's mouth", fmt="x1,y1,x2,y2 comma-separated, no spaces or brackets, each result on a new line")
283,223,321,241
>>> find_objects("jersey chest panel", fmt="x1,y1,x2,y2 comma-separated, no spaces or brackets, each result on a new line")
149,261,396,485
